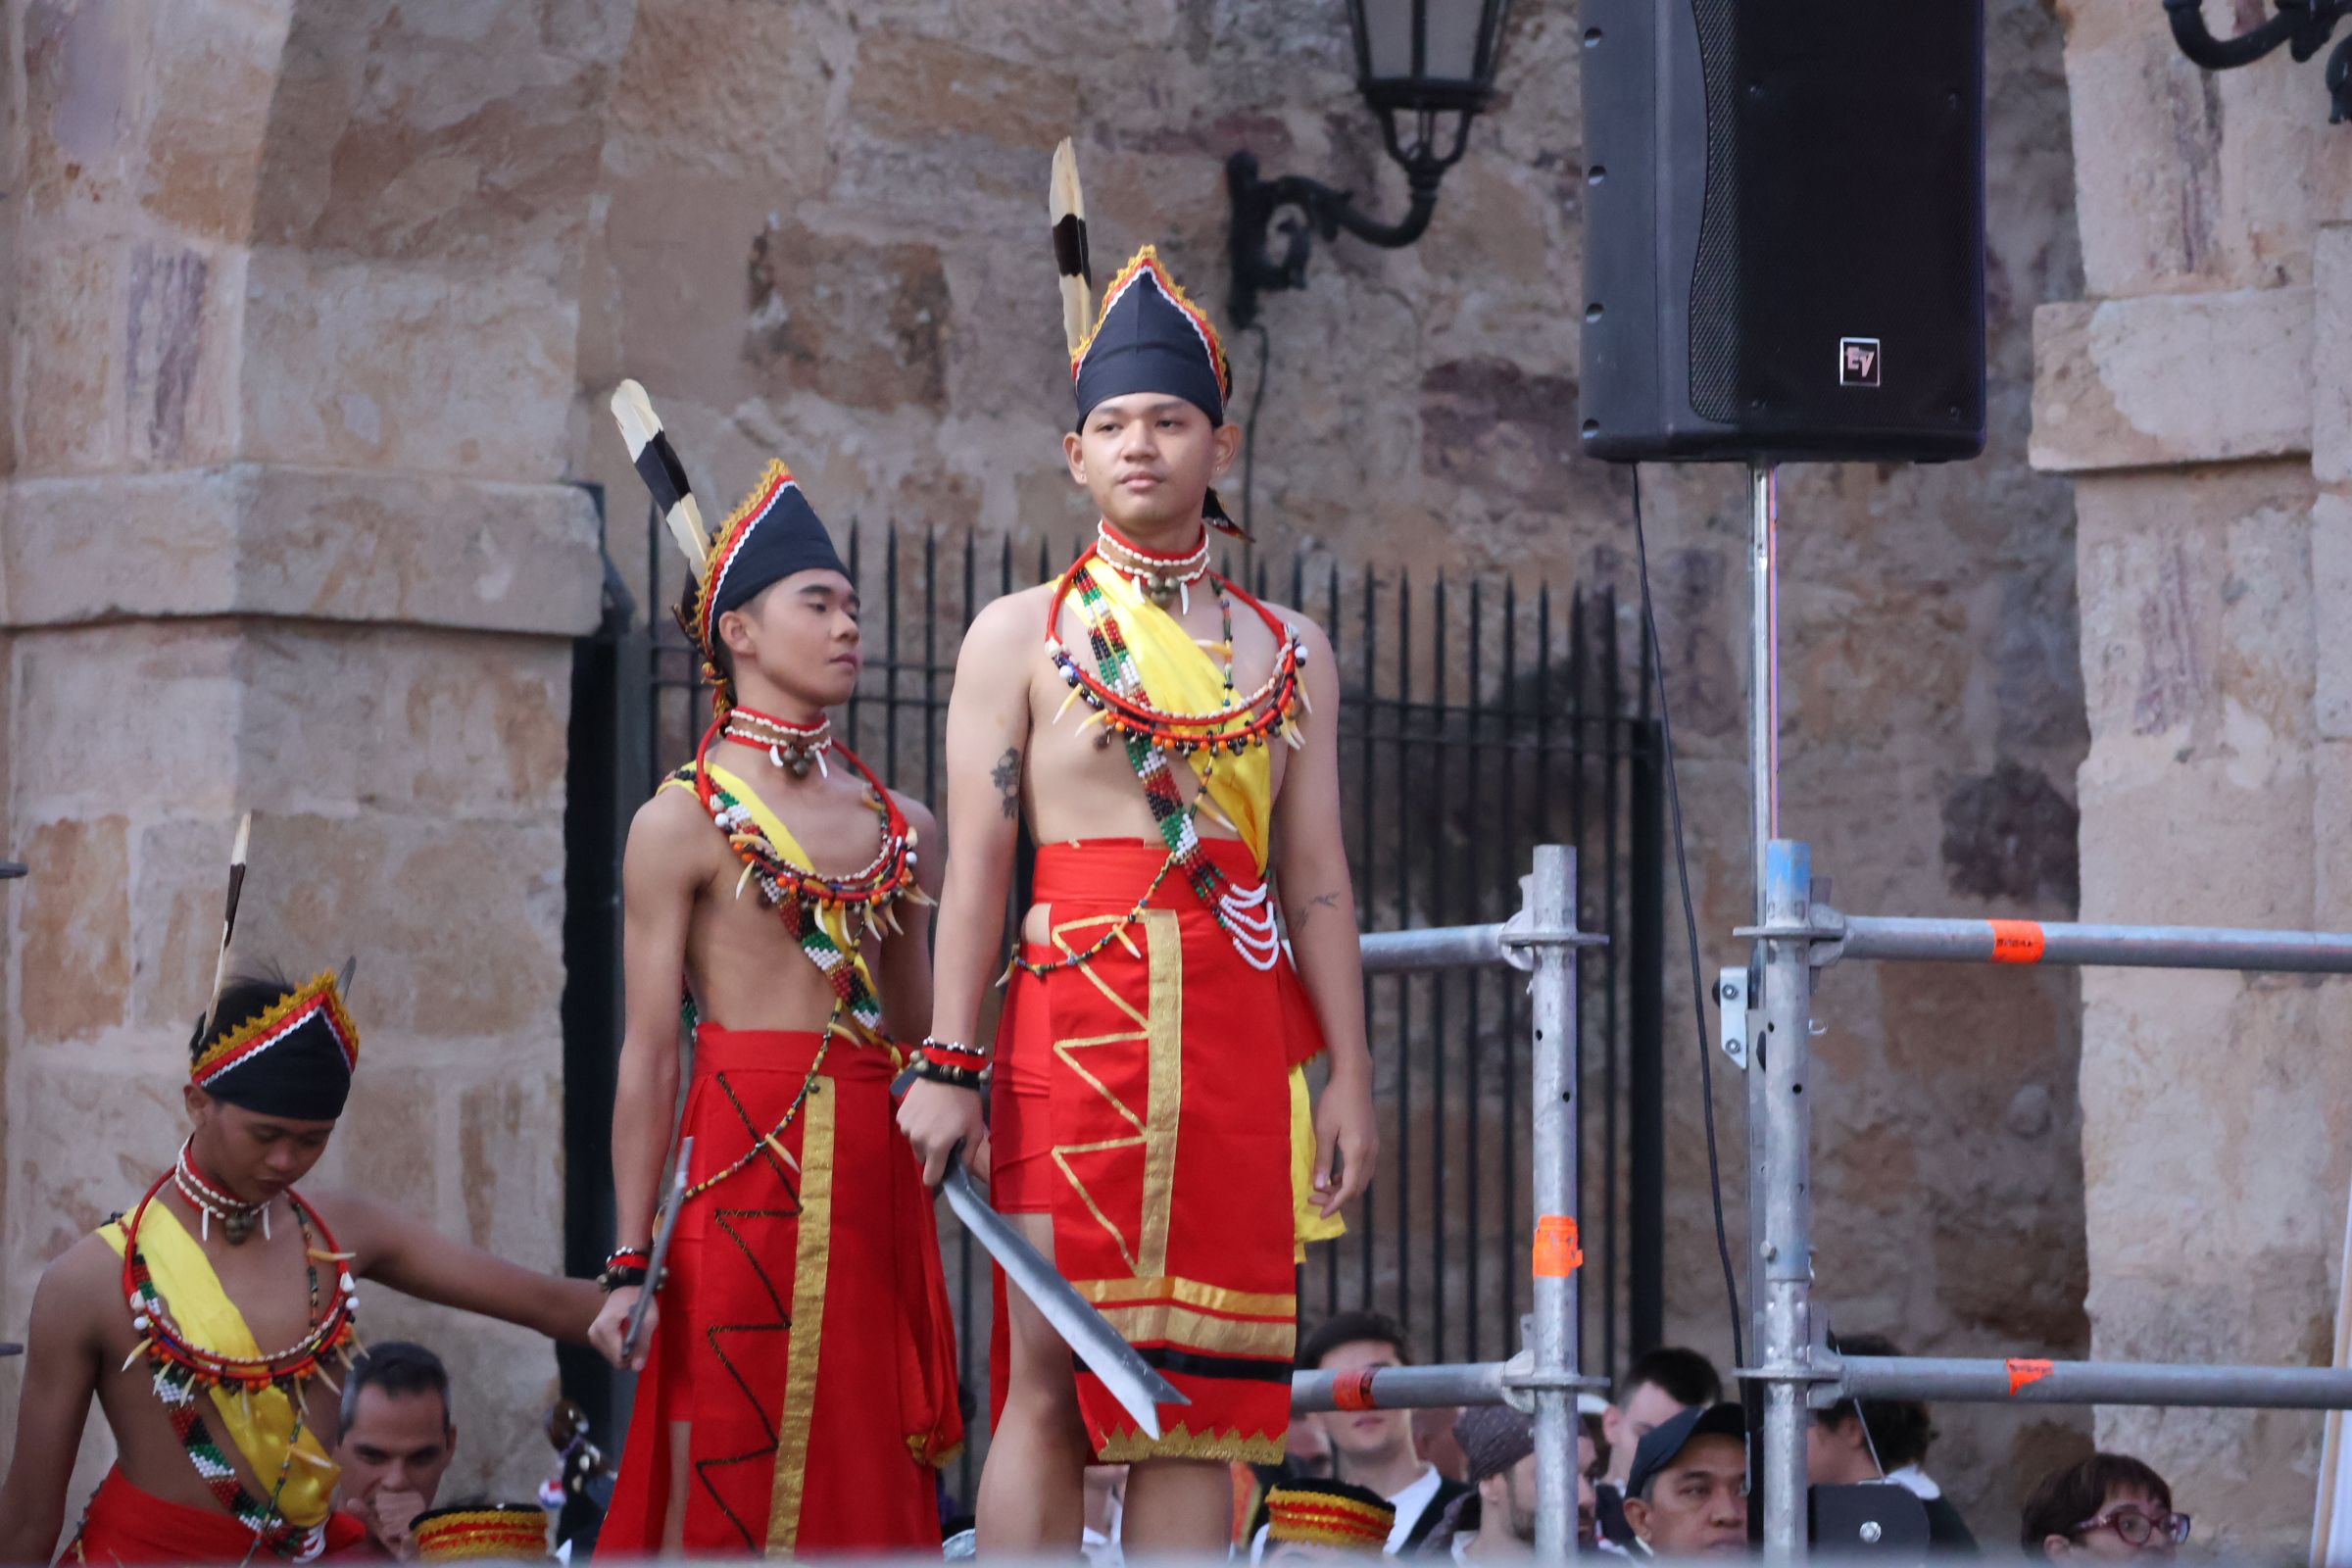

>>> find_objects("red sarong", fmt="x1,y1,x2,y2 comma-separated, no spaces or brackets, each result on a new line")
598,1028,961,1557
992,840,1323,1465
70,1468,367,1564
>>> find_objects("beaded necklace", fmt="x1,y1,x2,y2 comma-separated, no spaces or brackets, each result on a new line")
671,733,927,1200
721,707,833,779
173,1141,270,1245
1025,549,1303,974
1094,520,1211,612
118,1171,358,1556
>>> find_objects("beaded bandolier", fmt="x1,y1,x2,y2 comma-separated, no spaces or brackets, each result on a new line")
598,384,957,1556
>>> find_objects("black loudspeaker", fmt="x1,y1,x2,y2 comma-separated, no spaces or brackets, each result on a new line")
1578,0,1987,463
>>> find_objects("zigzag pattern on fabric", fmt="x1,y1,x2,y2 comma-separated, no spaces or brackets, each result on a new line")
689,1071,807,1550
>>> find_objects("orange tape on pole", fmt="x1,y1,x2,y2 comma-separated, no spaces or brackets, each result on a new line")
1988,919,2047,964
2007,1357,2054,1395
1333,1368,1380,1411
1533,1215,1585,1279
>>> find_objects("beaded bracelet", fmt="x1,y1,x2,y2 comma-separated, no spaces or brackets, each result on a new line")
909,1054,987,1092
920,1037,988,1063
597,1263,649,1295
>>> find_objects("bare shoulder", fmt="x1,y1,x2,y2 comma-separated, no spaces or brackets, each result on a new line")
888,790,940,843
626,782,715,860
962,583,1053,656
32,1232,118,1320
1262,602,1336,660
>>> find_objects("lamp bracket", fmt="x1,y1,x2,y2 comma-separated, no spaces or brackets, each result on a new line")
2165,0,2352,122
1225,149,1446,329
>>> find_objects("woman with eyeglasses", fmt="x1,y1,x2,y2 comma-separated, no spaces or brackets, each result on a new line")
2022,1453,2191,1558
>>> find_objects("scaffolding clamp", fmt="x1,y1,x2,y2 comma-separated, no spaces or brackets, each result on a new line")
1717,966,1751,1069
1733,904,1848,968
1495,1348,1610,1415
1495,906,1608,974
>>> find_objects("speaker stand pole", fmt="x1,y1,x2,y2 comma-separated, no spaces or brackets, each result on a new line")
1743,461,1779,1383
1745,462,1813,1561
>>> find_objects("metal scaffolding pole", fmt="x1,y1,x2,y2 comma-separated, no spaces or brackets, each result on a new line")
1829,1354,2352,1410
1755,840,1815,1561
1529,844,1581,1564
1830,912,2352,973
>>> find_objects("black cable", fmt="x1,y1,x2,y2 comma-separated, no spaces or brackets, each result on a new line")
1241,322,1273,562
1628,465,1746,1371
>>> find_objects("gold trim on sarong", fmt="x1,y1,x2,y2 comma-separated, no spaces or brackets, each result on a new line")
1048,908,1182,1277
1075,1276,1297,1316
765,1079,836,1555
1095,1301,1296,1359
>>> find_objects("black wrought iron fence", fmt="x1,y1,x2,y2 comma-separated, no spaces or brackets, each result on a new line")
563,517,1665,1495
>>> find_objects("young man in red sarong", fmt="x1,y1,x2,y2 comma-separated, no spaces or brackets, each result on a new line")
590,415,961,1555
0,912,606,1565
900,218,1378,1553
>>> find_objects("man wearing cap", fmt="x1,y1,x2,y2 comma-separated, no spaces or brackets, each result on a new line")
1619,1402,1751,1557
1428,1405,1603,1561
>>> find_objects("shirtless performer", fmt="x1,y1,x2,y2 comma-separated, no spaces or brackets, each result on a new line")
898,180,1379,1552
0,915,605,1564
589,401,960,1555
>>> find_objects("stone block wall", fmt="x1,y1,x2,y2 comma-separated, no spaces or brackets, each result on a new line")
0,0,621,1516
2035,0,2352,1549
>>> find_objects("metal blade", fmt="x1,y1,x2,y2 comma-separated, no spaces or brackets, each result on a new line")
621,1136,693,1369
939,1155,1188,1438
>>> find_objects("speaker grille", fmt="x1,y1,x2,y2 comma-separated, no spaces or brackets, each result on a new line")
1687,0,1740,423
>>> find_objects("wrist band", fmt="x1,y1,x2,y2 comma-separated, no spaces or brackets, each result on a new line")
920,1036,987,1061
909,1054,987,1092
598,1263,649,1295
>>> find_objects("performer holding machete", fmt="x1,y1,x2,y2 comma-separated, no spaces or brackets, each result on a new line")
899,140,1379,1555
589,387,961,1555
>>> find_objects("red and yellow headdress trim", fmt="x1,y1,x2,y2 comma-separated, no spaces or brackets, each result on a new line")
1071,245,1233,399
411,1504,549,1562
1264,1482,1396,1550
688,459,799,655
189,972,359,1091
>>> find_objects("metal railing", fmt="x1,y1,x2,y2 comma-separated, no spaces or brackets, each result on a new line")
1729,464,2352,1559
1298,844,1607,1562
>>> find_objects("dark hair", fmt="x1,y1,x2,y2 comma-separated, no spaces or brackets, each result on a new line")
191,965,299,1062
341,1341,453,1433
1582,1412,1611,1478
2019,1453,2173,1551
1617,1346,1722,1408
1816,1332,1934,1469
1298,1309,1414,1371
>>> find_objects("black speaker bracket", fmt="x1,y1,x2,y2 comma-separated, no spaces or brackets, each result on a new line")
2165,0,2352,123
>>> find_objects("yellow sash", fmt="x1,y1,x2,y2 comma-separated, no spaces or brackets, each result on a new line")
1082,569,1342,1250
663,760,886,1037
99,1205,340,1528
1084,564,1274,873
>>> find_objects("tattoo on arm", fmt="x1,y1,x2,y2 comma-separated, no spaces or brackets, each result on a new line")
992,747,1022,819
1291,889,1346,937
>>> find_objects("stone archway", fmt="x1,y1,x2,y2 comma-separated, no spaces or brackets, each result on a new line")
1,0,635,1508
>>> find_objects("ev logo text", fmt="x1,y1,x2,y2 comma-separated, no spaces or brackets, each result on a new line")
1839,337,1882,387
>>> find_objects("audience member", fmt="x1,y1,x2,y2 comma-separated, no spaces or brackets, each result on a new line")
1597,1346,1723,1548
2020,1453,2188,1560
1619,1402,1748,1558
1263,1480,1396,1562
1298,1311,1470,1552
333,1343,458,1560
1806,1332,1977,1551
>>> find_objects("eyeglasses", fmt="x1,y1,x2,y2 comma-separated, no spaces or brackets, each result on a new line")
2075,1508,2191,1547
